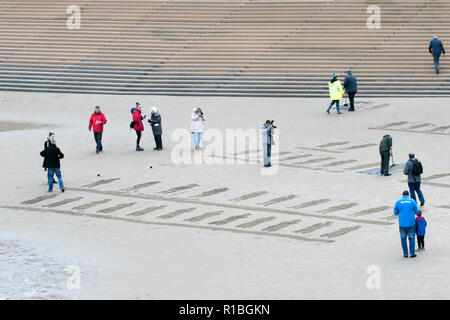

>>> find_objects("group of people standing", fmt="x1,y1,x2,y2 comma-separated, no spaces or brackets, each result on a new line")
326,70,358,114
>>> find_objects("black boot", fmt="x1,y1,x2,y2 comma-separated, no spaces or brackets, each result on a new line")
136,146,144,151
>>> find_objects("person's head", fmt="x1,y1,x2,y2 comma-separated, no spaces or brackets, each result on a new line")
150,106,159,115
48,131,55,138
433,34,438,39
403,190,409,197
409,153,415,159
265,120,271,127
332,73,337,79
95,105,101,113
347,70,352,75
197,107,203,114
136,102,141,110
417,210,422,217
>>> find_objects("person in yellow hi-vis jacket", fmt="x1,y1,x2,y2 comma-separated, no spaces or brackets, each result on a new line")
326,73,344,114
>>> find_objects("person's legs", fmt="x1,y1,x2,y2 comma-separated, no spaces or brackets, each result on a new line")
417,236,424,249
414,182,425,204
327,100,335,113
98,131,103,151
54,168,64,190
47,168,54,192
156,135,162,149
336,100,342,114
408,182,417,202
348,92,355,110
263,144,269,166
153,134,158,148
380,152,385,175
433,53,440,72
197,132,202,147
267,143,271,165
381,150,390,175
407,225,416,256
399,227,408,257
193,133,199,148
136,131,141,146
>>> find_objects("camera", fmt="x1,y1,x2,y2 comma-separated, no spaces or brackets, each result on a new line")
269,120,277,129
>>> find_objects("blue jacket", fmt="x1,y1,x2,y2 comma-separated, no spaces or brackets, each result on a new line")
429,38,445,55
394,195,418,227
415,216,427,236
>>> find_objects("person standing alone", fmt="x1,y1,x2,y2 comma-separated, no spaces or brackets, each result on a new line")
326,73,344,114
43,132,57,184
394,190,418,258
132,102,145,151
88,105,107,154
343,70,357,112
40,138,65,193
148,106,163,150
191,107,205,150
403,153,425,206
379,134,392,176
429,35,445,74
261,120,275,167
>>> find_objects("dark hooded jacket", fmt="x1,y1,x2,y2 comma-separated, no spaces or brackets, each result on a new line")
40,144,64,168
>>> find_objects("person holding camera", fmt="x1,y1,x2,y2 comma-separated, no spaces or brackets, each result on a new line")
261,120,276,167
88,105,107,154
191,107,205,150
148,106,162,150
132,102,146,151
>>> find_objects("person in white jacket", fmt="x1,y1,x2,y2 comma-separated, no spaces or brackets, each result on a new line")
191,107,205,150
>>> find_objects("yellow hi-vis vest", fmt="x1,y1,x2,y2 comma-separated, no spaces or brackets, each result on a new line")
328,80,344,100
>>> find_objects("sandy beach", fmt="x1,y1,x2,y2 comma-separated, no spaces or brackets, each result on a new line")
1,91,449,299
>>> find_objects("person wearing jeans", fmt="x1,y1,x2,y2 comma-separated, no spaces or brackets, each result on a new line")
261,120,275,167
88,105,107,154
326,73,344,114
403,153,425,206
429,35,445,74
394,190,419,258
191,107,205,150
40,139,65,193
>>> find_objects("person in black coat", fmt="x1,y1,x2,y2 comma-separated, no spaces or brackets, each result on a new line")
42,132,57,184
429,35,445,74
148,106,163,150
40,139,65,192
343,70,358,111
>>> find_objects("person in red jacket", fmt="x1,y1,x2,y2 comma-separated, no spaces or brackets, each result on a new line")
133,102,146,151
88,105,107,154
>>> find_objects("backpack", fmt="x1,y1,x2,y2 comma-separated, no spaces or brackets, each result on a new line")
129,108,137,129
411,159,423,176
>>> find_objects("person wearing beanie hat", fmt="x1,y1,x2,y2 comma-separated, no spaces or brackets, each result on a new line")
326,73,344,114
40,139,65,193
148,106,163,150
429,34,445,74
42,132,57,184
88,105,107,154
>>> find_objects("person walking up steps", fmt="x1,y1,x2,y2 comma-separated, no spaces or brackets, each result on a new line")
191,107,205,150
394,190,418,258
379,134,392,176
40,138,65,193
43,132,57,184
326,73,344,114
404,153,425,206
148,106,162,150
88,105,107,154
429,35,445,74
343,70,357,112
132,102,145,151
415,210,427,252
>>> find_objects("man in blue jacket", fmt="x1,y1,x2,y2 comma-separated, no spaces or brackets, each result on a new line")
429,35,445,74
394,190,418,258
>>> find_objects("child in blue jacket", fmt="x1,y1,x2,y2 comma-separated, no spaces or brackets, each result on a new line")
415,210,427,252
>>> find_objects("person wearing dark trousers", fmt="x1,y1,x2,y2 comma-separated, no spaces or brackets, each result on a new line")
148,106,163,150
429,35,445,74
132,102,145,151
40,138,65,193
343,70,357,111
88,105,107,154
43,132,57,184
415,210,427,252
379,134,392,176
394,190,418,258
403,153,425,206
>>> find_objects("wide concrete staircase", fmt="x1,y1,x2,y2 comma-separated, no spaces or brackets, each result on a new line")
0,0,449,97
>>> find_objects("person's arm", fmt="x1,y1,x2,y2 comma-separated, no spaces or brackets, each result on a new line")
403,161,410,175
58,150,64,160
442,42,446,55
429,41,432,54
88,115,93,131
191,113,200,121
40,149,46,157
394,202,399,215
413,201,419,215
101,114,107,125
343,77,348,89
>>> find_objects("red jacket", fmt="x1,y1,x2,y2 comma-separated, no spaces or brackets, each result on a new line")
89,112,107,132
133,109,144,131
